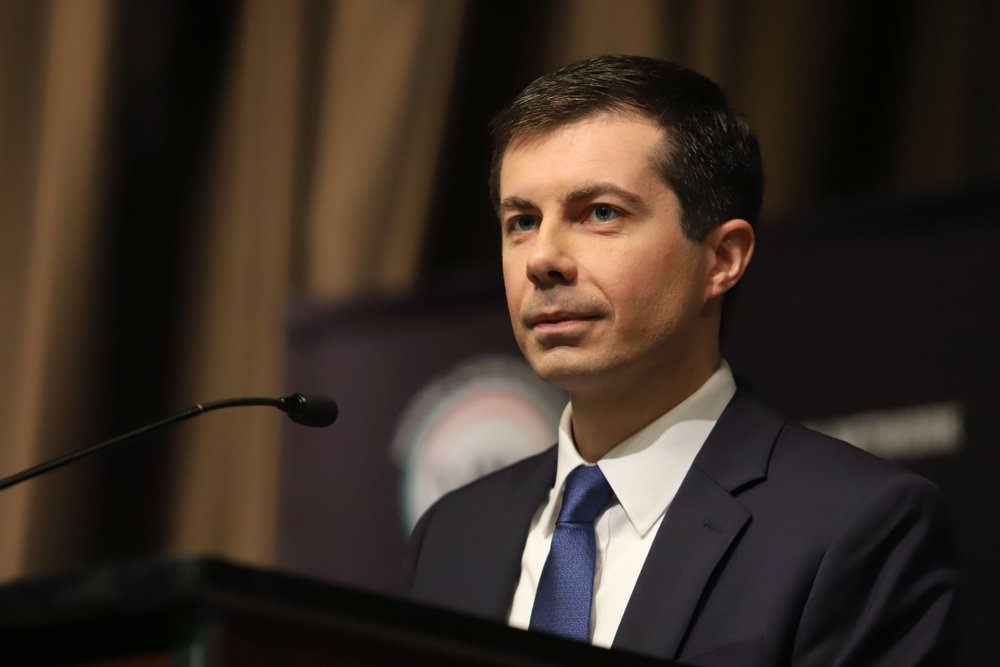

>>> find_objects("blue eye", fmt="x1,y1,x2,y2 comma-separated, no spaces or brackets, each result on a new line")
591,205,620,223
509,215,539,232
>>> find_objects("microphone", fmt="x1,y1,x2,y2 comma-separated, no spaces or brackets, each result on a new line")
277,393,339,427
0,392,338,492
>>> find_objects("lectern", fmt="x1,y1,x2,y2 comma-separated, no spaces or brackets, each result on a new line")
0,557,672,666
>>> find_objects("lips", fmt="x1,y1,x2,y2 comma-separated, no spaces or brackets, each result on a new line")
527,310,598,327
524,310,603,339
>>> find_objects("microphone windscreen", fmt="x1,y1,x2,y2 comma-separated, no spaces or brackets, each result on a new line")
281,393,339,427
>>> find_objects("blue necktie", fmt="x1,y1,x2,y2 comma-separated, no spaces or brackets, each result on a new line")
529,464,613,642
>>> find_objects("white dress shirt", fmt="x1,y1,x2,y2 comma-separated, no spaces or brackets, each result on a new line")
507,362,737,647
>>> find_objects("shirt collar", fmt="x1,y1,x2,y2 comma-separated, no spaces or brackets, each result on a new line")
554,361,737,536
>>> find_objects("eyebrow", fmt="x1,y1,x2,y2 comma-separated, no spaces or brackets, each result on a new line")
562,182,647,213
497,196,536,215
497,182,650,216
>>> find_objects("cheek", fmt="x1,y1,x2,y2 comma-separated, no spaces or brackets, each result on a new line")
501,251,519,291
608,252,702,332
502,258,527,325
624,282,686,335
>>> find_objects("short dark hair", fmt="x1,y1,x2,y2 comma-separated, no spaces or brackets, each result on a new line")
489,54,763,241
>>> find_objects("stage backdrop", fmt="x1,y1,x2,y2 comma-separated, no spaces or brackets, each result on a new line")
281,194,998,662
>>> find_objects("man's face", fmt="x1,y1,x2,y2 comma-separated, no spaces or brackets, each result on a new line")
499,113,714,395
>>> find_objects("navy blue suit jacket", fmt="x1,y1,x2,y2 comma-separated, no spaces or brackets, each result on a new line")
406,389,960,665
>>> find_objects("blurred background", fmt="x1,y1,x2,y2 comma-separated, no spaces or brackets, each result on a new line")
1,0,997,662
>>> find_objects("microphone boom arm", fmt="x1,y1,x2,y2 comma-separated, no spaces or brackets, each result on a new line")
0,394,335,493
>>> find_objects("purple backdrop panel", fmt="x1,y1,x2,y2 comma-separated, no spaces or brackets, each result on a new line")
279,290,562,596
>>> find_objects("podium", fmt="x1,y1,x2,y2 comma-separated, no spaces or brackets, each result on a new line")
0,556,671,666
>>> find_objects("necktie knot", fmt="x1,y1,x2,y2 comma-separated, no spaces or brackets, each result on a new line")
558,464,612,524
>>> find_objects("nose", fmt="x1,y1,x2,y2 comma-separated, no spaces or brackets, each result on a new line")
525,223,576,288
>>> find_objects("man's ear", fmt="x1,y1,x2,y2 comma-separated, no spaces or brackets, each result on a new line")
704,219,755,300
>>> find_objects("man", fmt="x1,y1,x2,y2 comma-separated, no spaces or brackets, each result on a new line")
406,55,959,665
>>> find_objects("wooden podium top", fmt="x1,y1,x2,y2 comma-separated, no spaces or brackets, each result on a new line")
0,556,672,666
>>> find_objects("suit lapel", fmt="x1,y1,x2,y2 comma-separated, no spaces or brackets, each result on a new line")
472,446,557,620
612,467,749,658
612,389,783,660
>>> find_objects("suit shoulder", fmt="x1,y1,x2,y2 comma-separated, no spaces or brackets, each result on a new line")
420,446,555,515
762,421,948,531
775,422,928,485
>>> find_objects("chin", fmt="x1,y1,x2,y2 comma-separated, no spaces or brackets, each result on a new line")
526,353,617,392
524,356,580,387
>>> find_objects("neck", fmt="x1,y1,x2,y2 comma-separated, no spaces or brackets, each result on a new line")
569,350,721,463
